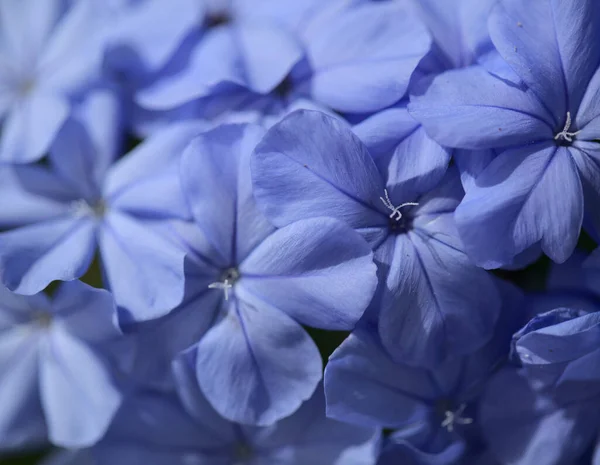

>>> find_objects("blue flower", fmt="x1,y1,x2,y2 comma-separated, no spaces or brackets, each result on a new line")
511,304,600,403
480,368,600,465
480,288,600,465
410,0,504,76
136,0,430,125
0,91,197,322
0,281,133,449
252,109,499,367
324,277,522,465
0,0,105,163
99,0,200,82
166,122,377,425
90,381,381,465
409,0,600,267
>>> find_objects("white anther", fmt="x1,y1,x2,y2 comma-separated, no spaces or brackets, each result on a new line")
70,199,106,218
208,279,233,301
379,189,418,221
441,404,473,433
554,111,581,143
71,199,91,215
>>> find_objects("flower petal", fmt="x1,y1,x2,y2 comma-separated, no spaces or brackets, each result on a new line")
251,110,388,246
352,105,419,160
41,330,123,447
0,326,46,449
306,1,431,112
408,66,553,150
0,92,69,163
108,0,200,72
455,145,584,267
194,299,322,426
378,220,500,367
99,212,186,322
481,368,600,465
489,0,600,117
180,124,274,264
105,122,201,221
238,217,377,331
39,0,104,92
0,0,61,64
51,281,121,344
325,331,434,429
0,216,97,295
0,166,74,228
236,23,303,95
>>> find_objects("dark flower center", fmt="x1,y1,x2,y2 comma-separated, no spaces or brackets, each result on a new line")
234,442,253,462
33,311,53,328
205,11,231,28
388,215,413,234
221,267,240,284
208,267,240,301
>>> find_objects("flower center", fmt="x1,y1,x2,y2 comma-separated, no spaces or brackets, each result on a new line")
208,267,240,301
71,199,106,219
380,189,418,234
33,311,53,328
436,400,473,433
17,78,36,97
554,111,581,145
234,442,253,462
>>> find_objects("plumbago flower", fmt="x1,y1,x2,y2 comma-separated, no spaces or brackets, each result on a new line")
87,381,380,465
353,0,507,162
0,281,133,449
88,0,202,137
0,91,200,321
481,368,600,465
98,0,199,83
409,0,600,268
136,0,431,125
166,123,377,425
252,110,500,367
324,279,523,465
0,0,104,163
480,290,600,465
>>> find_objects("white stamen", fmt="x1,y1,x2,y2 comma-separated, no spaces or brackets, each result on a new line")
441,404,473,433
379,189,418,221
208,279,233,301
70,199,106,218
554,111,581,143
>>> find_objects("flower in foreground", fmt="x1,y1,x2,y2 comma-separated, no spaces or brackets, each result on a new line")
0,281,132,449
252,110,499,367
410,0,600,267
167,123,377,425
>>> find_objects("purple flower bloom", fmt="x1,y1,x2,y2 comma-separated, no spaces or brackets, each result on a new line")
252,110,499,367
90,382,381,465
480,368,600,465
0,281,132,449
0,90,198,321
511,305,600,402
0,0,104,162
136,0,430,125
167,123,377,425
410,0,600,267
325,278,523,465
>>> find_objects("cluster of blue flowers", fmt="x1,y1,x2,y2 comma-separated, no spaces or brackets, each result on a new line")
1,0,600,464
